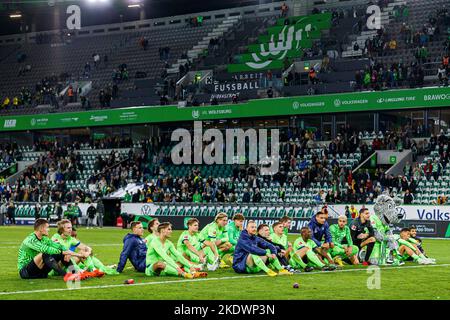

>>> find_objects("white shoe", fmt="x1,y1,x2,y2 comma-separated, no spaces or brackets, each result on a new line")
418,258,431,265
207,263,219,271
426,258,436,264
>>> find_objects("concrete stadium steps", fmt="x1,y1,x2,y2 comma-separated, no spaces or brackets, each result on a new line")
167,16,242,74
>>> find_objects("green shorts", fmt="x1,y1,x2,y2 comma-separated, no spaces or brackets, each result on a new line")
245,265,261,274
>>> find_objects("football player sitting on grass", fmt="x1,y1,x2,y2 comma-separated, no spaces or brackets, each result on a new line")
396,228,436,265
225,213,245,251
18,218,80,282
116,221,147,274
177,218,216,268
308,211,337,268
199,212,233,269
145,218,160,245
409,226,428,257
257,223,297,273
329,215,359,266
270,222,293,259
289,227,336,271
146,222,207,278
52,219,118,277
232,220,292,277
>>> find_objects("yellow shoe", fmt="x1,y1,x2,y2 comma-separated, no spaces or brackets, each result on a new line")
183,273,194,279
278,268,293,276
333,256,344,267
219,259,230,269
266,269,277,277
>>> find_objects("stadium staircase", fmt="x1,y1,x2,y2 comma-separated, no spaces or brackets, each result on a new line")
166,15,242,75
342,0,406,58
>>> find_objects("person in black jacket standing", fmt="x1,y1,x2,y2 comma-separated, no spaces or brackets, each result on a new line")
7,201,15,225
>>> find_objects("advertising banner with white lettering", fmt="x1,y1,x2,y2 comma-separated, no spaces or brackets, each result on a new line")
1,87,449,132
328,205,450,221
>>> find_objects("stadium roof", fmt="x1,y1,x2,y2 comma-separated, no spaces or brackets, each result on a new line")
0,0,265,36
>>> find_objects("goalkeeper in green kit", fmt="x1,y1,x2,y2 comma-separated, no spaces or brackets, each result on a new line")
18,218,80,281
329,216,359,266
146,222,207,278
199,212,233,270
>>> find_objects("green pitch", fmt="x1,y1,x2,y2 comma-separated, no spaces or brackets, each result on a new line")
0,226,449,300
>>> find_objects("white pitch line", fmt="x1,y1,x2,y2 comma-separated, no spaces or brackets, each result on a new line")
0,263,449,296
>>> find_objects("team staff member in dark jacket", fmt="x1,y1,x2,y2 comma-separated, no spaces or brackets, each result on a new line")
116,222,147,273
350,208,376,265
233,220,291,276
308,211,335,266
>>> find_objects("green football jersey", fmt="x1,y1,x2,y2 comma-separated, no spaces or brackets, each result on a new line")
145,233,157,247
177,230,202,251
292,236,317,251
51,233,80,251
199,222,228,242
17,233,64,270
329,224,353,247
270,232,288,248
146,237,191,270
225,221,241,245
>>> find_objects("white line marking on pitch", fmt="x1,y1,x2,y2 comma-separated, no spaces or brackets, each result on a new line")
0,264,449,296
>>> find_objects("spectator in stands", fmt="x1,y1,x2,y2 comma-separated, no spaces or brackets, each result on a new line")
437,64,448,86
308,67,318,84
403,189,414,204
2,97,10,109
267,87,273,98
281,2,289,17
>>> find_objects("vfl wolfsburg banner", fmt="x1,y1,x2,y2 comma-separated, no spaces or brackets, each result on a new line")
227,13,331,73
1,87,449,132
246,38,314,53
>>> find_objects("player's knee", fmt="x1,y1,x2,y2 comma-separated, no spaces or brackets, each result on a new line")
154,262,166,270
